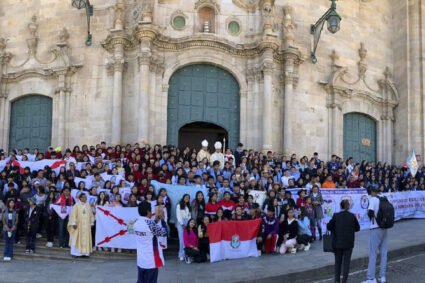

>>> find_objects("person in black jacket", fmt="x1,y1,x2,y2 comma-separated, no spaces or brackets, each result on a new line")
327,199,360,283
25,197,40,253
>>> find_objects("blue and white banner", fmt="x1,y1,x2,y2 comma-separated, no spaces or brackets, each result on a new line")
151,181,209,224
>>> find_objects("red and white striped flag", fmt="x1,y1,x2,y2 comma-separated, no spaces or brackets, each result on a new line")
208,219,262,263
12,159,66,174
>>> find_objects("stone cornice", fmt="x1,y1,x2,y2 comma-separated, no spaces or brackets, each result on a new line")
101,31,138,52
232,0,261,12
2,65,83,84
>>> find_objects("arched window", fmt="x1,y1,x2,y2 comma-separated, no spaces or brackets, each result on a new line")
197,6,215,33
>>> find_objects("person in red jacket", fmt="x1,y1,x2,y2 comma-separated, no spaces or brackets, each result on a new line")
218,191,235,219
205,193,221,221
296,189,307,209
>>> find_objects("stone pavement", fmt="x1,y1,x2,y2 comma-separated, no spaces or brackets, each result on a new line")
0,219,424,283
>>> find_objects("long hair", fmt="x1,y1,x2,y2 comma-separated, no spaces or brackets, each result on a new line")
179,194,190,211
185,218,196,235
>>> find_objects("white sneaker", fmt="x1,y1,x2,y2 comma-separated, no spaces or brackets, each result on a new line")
117,248,122,253
179,256,184,261
4,257,11,261
111,248,115,252
380,277,386,283
298,244,305,250
47,242,53,248
36,233,42,239
257,250,262,256
361,279,377,283
184,256,191,264
304,243,311,251
290,247,297,254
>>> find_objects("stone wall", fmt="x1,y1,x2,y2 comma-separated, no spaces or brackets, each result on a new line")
0,0,421,164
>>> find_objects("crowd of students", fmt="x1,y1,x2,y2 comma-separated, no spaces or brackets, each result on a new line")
0,140,422,261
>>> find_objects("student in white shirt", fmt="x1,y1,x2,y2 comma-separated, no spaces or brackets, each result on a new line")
134,201,167,283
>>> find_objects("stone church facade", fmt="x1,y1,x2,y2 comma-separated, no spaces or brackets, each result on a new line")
0,0,422,165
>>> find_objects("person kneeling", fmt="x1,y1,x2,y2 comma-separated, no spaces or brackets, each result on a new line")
278,208,298,254
183,218,206,263
297,207,312,251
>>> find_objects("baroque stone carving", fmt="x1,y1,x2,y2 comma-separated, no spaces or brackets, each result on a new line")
0,18,82,85
322,47,399,111
195,0,221,12
114,0,126,30
232,0,261,12
282,6,295,49
261,0,275,34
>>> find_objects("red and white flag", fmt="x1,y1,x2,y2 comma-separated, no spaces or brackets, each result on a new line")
12,159,66,174
208,219,262,263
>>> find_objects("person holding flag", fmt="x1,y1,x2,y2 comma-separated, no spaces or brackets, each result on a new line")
135,201,168,283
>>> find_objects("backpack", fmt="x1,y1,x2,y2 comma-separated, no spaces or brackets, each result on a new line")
376,196,395,229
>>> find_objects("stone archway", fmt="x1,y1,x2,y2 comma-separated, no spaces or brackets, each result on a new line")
9,95,53,151
167,64,240,149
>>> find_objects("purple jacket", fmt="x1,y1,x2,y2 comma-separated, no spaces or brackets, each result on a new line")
261,215,279,236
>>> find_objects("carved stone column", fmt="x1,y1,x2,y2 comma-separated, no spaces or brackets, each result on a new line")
138,45,151,143
262,53,274,152
282,49,302,156
111,45,124,145
148,61,157,145
154,63,164,143
56,73,67,148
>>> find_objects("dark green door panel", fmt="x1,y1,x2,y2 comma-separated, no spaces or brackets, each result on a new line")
9,95,52,152
343,113,376,163
167,64,240,149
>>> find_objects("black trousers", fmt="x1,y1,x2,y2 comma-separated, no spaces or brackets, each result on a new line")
137,267,158,283
184,247,207,262
334,248,353,283
25,230,36,251
46,214,57,242
297,234,312,245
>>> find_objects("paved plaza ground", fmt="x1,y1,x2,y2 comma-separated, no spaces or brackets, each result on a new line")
0,219,424,283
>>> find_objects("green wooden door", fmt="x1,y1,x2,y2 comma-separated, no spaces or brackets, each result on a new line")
9,95,52,151
343,113,376,163
167,64,240,149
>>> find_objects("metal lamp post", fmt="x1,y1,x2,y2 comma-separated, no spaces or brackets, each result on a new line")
310,0,341,63
71,0,94,46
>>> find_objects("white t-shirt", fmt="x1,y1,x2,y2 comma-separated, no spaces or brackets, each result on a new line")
368,195,381,229
134,216,168,269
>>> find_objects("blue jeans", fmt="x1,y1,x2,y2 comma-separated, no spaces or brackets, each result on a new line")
367,228,388,280
177,218,189,258
4,230,16,258
137,267,158,283
58,217,69,247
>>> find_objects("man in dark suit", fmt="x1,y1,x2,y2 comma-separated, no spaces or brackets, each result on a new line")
327,199,360,283
25,197,40,253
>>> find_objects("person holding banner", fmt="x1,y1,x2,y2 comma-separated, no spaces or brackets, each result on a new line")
55,187,73,248
135,201,167,283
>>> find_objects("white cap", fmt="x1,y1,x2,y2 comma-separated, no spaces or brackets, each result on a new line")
214,141,222,149
201,140,208,147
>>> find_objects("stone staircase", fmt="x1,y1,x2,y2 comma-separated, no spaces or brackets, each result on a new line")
0,237,179,261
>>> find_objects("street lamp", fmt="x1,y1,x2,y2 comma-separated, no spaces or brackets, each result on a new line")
71,0,94,46
310,0,341,63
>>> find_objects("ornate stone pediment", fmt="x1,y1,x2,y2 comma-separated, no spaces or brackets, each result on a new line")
323,43,399,111
232,0,261,12
195,0,221,12
0,16,82,85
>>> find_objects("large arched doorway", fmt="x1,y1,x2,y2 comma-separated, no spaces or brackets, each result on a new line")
167,64,240,149
178,122,228,150
9,95,52,151
343,112,377,163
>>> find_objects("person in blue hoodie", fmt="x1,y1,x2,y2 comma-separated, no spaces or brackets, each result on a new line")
297,207,312,251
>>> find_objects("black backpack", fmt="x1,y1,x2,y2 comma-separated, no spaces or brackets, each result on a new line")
376,196,395,229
